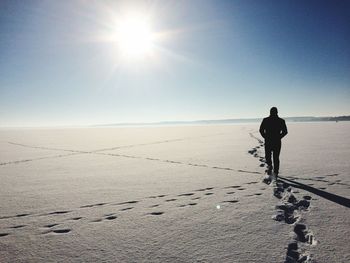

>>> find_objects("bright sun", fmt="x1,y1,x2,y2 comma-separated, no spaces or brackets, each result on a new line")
115,14,154,58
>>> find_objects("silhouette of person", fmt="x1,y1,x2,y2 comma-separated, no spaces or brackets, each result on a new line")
259,107,288,176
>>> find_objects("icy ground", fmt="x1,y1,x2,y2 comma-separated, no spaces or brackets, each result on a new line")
0,122,349,262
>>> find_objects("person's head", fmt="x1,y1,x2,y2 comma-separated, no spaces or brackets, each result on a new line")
270,107,278,116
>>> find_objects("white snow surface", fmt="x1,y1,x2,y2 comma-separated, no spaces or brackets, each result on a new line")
0,123,349,262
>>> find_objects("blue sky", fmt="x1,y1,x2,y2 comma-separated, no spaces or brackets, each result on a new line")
0,0,349,126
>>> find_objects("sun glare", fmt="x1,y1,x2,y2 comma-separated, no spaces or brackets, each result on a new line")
115,14,154,58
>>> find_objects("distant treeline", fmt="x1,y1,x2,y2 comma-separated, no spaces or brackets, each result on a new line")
285,116,350,122
96,116,350,127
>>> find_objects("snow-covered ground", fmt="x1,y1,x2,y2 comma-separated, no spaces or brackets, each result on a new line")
0,122,349,262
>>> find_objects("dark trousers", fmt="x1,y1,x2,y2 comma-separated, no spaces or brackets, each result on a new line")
265,140,281,173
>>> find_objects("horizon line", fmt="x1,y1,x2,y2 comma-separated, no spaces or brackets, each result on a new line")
1,115,350,129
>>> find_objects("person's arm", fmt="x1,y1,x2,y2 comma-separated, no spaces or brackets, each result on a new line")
280,120,288,139
259,119,266,139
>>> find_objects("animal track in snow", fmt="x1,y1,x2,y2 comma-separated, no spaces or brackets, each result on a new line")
120,207,133,211
3,179,266,238
80,203,107,208
44,223,59,228
148,212,164,216
165,198,177,202
91,218,103,223
0,213,31,220
178,193,195,197
246,181,258,185
115,200,139,205
16,213,30,217
222,200,239,204
52,229,71,234
178,202,198,207
71,217,82,221
46,211,71,216
224,185,241,189
105,215,117,220
196,187,214,192
10,225,26,229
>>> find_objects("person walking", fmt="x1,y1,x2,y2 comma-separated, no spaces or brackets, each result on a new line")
259,107,288,177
